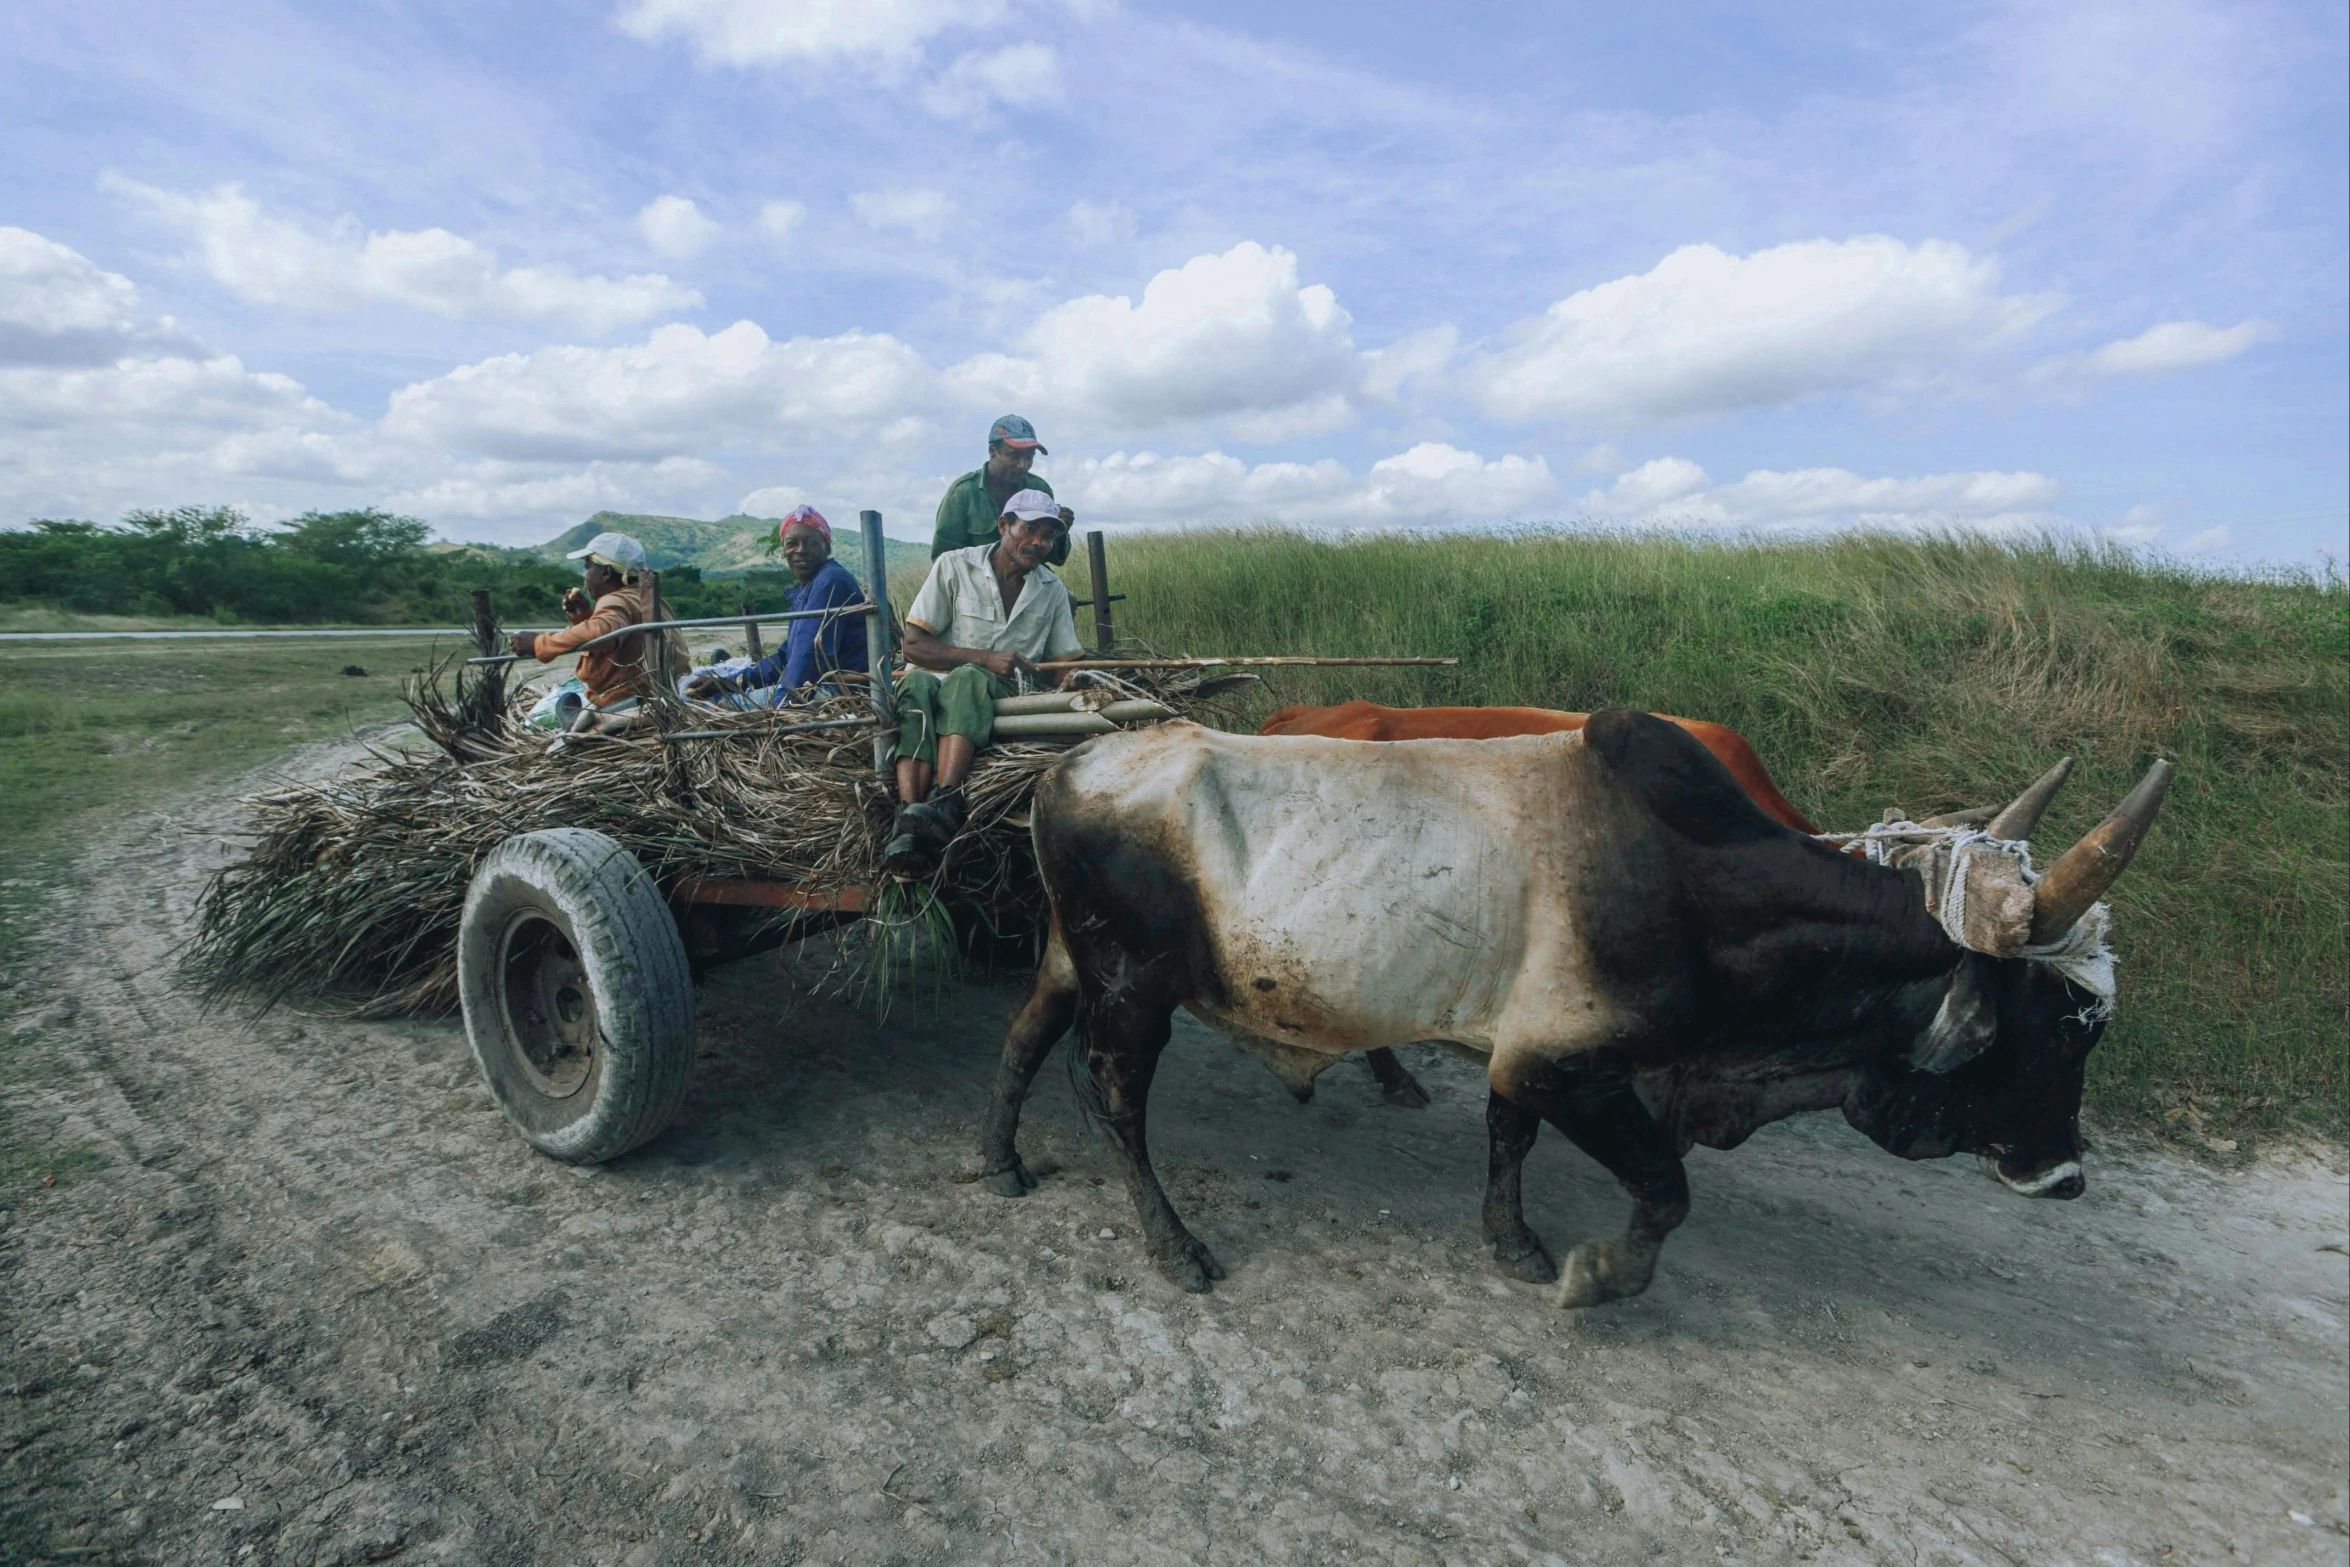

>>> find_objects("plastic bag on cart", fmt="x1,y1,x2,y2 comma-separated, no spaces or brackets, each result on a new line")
523,676,589,731
676,655,757,700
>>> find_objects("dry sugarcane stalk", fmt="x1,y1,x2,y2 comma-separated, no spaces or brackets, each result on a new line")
991,713,1116,737
993,691,1093,715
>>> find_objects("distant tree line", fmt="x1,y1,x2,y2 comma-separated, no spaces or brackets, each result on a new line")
0,507,806,628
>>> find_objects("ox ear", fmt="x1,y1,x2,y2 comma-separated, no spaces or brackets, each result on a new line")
1911,955,2000,1074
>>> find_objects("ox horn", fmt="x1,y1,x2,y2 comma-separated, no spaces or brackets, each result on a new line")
2028,759,2175,944
1984,756,2074,841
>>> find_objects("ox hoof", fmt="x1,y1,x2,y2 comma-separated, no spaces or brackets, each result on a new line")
1489,1230,1558,1285
1155,1236,1226,1294
984,1160,1037,1198
1380,1074,1433,1111
1557,1239,1657,1310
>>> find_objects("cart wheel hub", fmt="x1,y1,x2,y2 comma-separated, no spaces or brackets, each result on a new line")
498,912,596,1100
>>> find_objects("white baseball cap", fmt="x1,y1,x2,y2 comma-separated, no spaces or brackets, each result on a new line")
565,530,647,573
1000,489,1062,525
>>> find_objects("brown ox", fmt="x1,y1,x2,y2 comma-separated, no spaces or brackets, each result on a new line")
1259,701,1820,835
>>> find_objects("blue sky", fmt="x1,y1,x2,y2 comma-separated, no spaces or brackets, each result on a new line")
2,0,2343,562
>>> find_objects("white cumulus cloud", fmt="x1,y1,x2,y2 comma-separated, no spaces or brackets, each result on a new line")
0,230,367,525
110,179,700,334
636,195,720,259
1051,442,1557,528
1467,236,2060,425
1598,456,1711,512
955,242,1362,439
614,0,1000,67
379,319,940,463
0,353,337,442
2104,504,2163,546
2084,319,2275,376
1574,455,2063,534
922,42,1058,118
0,226,198,366
0,230,339,447
1358,325,1456,409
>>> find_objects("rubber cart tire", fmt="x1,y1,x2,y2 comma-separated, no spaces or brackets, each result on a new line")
457,829,694,1163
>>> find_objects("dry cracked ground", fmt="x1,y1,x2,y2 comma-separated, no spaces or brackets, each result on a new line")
2,737,2345,1567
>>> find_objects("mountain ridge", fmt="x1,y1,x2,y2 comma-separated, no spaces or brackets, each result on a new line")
536,511,932,580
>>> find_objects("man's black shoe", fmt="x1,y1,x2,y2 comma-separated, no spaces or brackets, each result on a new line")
882,804,938,878
927,785,970,837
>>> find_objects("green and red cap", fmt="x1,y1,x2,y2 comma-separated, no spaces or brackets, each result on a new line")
988,413,1047,454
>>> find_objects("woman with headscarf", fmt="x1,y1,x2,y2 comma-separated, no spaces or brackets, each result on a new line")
684,505,870,707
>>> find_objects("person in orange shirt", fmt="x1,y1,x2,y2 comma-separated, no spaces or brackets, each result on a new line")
508,531,685,725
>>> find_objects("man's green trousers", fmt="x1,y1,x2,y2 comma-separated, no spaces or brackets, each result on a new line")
893,664,1014,765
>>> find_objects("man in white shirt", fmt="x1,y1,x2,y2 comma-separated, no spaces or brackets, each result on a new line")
882,488,1085,876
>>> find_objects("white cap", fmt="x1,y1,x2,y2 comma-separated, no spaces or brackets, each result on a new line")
565,530,647,573
1000,489,1061,525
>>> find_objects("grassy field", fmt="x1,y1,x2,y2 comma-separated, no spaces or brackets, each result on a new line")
0,636,464,857
0,635,464,989
991,528,2345,1142
0,605,473,633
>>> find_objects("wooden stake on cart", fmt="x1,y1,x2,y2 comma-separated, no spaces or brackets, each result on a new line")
861,510,897,781
467,587,505,723
741,598,763,663
1086,529,1115,655
646,568,670,692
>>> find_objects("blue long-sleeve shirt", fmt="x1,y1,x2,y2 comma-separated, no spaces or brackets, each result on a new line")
731,558,869,695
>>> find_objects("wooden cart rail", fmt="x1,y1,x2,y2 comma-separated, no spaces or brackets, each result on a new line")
672,878,871,912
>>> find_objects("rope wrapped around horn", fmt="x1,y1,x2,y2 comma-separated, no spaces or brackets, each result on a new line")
2028,759,2174,945
1824,755,2177,1020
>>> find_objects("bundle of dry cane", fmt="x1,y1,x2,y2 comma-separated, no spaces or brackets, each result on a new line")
186,653,1249,1017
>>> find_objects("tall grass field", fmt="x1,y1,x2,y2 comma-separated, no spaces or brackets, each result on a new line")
909,529,2345,1140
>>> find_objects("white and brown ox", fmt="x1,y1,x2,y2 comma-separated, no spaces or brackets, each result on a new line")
978,710,2170,1305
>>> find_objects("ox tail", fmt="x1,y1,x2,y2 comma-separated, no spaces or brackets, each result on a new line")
1063,1000,1111,1135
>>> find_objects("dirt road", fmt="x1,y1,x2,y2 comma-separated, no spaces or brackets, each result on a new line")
4,741,2345,1566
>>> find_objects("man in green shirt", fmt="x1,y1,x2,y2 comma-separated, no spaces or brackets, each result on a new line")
931,414,1075,566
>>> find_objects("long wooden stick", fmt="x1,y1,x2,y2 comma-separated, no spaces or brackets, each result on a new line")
463,602,878,664
660,717,874,743
1032,656,1456,670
